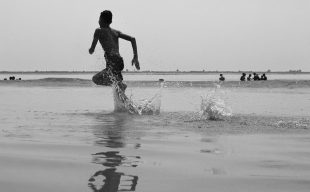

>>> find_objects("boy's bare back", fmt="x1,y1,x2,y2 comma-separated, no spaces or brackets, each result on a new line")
93,27,121,56
89,10,139,70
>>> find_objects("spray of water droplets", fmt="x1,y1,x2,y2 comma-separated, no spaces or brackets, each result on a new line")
185,83,232,121
112,81,163,115
199,83,232,120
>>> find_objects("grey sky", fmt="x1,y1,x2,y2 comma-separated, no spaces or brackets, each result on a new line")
0,0,309,71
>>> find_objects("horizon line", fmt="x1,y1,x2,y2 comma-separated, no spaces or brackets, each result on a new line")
0,70,309,73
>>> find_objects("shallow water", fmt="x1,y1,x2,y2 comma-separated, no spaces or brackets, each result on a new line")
0,86,309,119
0,85,310,142
1,72,309,81
1,112,310,192
0,81,310,191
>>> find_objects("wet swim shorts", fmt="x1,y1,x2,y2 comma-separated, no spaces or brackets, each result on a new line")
92,53,124,86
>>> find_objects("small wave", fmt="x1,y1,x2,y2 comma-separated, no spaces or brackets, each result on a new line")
38,77,90,82
112,82,162,115
1,78,310,88
0,78,93,87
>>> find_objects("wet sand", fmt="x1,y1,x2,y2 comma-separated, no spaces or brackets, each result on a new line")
1,113,310,192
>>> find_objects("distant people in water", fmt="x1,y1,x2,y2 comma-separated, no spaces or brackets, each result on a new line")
261,73,267,80
253,73,260,81
219,74,225,81
240,73,246,81
252,73,268,81
247,74,252,81
237,72,267,82
3,76,21,81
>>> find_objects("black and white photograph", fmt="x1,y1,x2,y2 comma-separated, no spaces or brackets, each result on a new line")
0,0,310,191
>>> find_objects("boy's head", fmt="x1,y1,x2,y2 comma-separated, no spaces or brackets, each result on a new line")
99,10,112,27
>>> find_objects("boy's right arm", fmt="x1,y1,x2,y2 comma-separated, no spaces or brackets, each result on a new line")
118,32,140,70
89,29,100,54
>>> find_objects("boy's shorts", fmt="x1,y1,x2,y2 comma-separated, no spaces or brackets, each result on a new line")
92,53,124,86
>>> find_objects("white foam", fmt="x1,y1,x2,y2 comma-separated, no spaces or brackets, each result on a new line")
199,84,232,120
112,82,163,115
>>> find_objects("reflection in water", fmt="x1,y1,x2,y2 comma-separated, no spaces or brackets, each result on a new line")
91,151,140,168
88,113,140,192
89,168,138,192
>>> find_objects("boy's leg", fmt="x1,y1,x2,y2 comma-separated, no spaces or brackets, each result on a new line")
113,71,127,92
117,81,127,92
92,69,112,86
92,68,126,92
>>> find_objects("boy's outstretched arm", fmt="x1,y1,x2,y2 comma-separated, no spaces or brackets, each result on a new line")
119,33,140,70
89,29,100,54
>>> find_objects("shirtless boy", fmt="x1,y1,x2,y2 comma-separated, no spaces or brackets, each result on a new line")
89,10,140,91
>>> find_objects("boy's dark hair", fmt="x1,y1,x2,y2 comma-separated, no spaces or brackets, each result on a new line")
99,10,113,26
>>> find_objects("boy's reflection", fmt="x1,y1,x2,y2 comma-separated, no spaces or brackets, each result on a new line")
89,113,140,191
92,113,127,148
88,168,138,191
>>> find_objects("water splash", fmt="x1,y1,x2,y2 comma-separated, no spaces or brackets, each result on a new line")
112,82,163,115
199,83,232,120
134,88,162,115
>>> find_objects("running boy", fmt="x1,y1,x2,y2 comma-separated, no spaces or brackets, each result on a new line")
89,10,140,91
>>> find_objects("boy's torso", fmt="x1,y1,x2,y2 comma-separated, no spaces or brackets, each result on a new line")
97,27,121,55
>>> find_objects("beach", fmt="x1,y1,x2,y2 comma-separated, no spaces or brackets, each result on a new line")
0,76,310,192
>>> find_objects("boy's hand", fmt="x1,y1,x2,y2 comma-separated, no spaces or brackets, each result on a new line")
132,56,140,70
89,48,94,54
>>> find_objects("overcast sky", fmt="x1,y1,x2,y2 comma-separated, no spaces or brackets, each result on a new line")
0,0,309,71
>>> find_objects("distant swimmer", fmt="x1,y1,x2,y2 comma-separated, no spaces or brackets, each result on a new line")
240,73,246,81
253,73,260,81
219,74,225,81
159,79,164,82
89,10,140,92
247,74,252,81
261,73,267,80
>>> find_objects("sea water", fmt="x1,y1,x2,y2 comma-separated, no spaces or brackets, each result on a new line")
0,79,309,143
0,77,310,192
1,72,310,81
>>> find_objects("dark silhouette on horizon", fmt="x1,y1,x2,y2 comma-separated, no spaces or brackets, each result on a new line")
240,73,246,81
261,73,267,80
247,74,252,81
219,74,225,81
253,73,260,81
